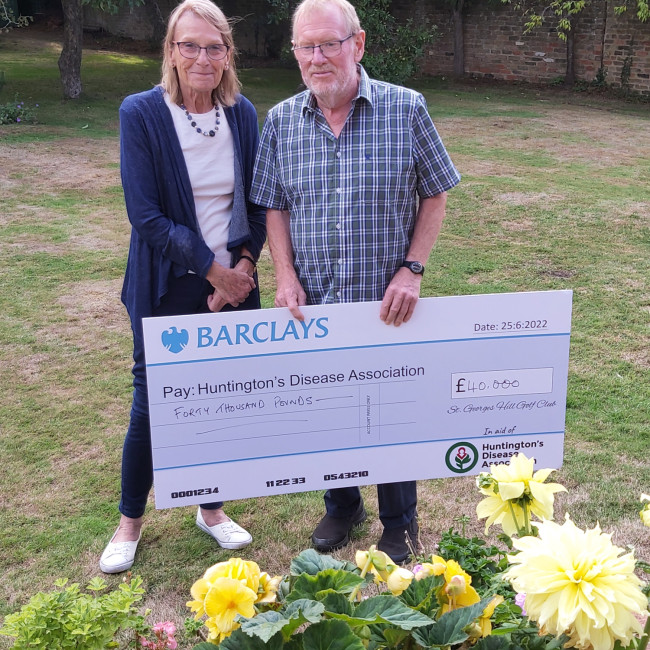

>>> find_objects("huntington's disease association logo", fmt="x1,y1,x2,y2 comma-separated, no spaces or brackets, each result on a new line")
445,442,479,474
161,326,189,354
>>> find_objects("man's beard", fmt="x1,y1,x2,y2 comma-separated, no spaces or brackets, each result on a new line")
304,63,358,108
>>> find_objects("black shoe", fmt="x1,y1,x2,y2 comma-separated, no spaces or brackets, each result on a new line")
311,502,367,552
377,516,419,564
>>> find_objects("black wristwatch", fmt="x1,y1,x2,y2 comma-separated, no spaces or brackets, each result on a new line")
402,260,425,275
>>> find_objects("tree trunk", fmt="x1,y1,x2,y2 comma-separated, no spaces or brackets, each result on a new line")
58,0,83,99
564,18,576,87
452,0,465,78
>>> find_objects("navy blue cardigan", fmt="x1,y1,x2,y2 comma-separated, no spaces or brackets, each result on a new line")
119,86,266,328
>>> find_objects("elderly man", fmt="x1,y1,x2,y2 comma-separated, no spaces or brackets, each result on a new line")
251,0,460,562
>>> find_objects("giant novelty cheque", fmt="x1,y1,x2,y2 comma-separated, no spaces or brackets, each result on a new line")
142,290,572,508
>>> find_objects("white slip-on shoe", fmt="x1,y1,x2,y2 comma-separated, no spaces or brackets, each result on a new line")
196,508,252,550
99,528,141,574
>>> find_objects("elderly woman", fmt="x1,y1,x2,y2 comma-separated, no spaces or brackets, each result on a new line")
100,0,265,573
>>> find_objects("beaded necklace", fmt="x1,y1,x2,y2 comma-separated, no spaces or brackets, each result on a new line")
180,103,221,137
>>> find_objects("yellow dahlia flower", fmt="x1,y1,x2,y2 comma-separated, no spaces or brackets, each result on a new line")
640,493,650,528
476,453,566,536
505,516,647,650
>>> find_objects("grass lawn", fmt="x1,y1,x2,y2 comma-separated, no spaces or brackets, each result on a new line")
1,27,649,648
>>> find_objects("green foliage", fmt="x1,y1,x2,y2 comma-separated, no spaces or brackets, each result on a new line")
355,0,436,84
265,0,292,25
0,0,31,31
474,627,570,650
82,0,144,13
0,576,146,649
503,0,648,41
593,66,608,87
500,0,586,41
0,95,38,125
436,524,508,589
614,0,650,21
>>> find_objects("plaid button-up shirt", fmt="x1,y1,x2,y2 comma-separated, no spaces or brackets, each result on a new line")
250,66,461,305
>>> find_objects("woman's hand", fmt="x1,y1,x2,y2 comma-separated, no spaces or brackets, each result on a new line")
206,259,256,310
207,289,228,312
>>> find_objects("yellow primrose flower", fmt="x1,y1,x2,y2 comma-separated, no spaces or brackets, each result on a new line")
386,566,414,596
640,493,650,527
476,453,566,535
203,576,256,642
256,572,282,604
505,516,647,650
440,559,480,612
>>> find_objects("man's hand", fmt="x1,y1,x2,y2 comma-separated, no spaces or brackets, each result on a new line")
379,267,422,326
267,208,307,321
275,274,307,321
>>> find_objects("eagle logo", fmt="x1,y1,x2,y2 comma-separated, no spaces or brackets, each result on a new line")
161,326,189,354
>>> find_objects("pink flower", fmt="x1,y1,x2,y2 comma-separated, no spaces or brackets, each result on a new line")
153,621,176,636
142,622,177,649
514,592,527,616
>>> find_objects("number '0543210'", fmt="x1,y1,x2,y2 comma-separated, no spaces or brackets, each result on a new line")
324,471,369,481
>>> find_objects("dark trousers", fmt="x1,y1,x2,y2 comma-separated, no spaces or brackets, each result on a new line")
119,273,259,519
324,482,417,529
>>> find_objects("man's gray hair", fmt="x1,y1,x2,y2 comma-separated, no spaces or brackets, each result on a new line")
291,0,361,42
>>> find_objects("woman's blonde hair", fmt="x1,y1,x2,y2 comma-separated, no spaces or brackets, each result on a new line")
160,0,241,107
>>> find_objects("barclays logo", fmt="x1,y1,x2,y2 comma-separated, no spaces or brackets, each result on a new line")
161,326,189,354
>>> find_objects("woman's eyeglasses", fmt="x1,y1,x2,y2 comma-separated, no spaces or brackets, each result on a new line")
173,42,230,61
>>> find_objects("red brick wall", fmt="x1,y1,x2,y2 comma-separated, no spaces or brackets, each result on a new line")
407,2,650,95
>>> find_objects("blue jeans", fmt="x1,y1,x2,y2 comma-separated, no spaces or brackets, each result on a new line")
324,482,417,529
119,273,259,518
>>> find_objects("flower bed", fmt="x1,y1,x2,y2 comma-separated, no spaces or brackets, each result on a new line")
2,454,648,650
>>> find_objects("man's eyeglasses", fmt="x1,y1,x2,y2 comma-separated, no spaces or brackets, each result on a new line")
173,42,230,61
292,34,355,61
